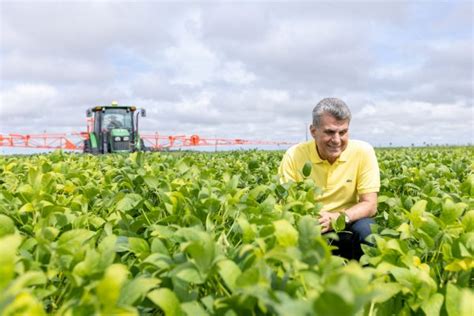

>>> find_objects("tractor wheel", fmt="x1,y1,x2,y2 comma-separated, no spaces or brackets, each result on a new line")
83,140,91,153
84,139,99,154
140,139,148,152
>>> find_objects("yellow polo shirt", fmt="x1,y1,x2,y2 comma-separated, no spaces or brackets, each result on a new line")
278,139,380,212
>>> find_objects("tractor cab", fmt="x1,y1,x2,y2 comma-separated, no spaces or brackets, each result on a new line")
84,102,146,154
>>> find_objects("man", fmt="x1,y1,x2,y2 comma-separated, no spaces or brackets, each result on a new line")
278,97,380,260
107,115,123,129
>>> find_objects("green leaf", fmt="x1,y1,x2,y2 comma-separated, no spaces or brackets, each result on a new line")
273,219,298,247
371,282,402,303
441,199,467,225
397,223,411,239
420,214,440,237
421,293,443,316
144,176,160,189
151,225,175,239
313,291,353,316
302,161,312,177
459,288,474,316
273,292,313,316
128,237,150,260
96,264,129,308
1,292,46,316
0,214,16,237
151,238,170,255
297,215,320,251
411,199,427,214
181,301,208,316
116,193,143,212
89,215,105,229
130,151,145,167
237,217,256,243
200,295,214,314
6,271,47,296
174,266,204,284
217,259,242,292
98,235,117,267
235,266,260,288
72,249,101,283
445,258,474,272
446,283,461,316
118,277,160,306
148,288,183,316
18,202,34,213
462,210,474,232
177,228,216,276
332,213,346,233
57,229,95,255
247,159,259,171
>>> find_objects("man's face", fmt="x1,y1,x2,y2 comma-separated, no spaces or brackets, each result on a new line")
310,113,349,163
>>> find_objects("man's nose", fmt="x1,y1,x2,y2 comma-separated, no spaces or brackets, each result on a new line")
331,133,341,143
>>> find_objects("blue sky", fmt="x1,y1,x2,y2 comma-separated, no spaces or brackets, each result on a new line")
0,0,472,154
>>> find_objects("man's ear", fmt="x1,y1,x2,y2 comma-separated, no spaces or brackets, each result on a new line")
309,124,317,138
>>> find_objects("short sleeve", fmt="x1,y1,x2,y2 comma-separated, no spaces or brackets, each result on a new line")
357,145,380,194
278,152,299,183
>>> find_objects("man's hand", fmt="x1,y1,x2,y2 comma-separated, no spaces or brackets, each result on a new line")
318,193,378,234
318,211,340,233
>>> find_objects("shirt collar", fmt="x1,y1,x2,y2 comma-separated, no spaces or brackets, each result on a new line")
310,140,350,164
338,148,349,162
309,140,323,164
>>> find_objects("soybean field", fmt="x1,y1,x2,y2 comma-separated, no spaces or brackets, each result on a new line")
0,147,473,315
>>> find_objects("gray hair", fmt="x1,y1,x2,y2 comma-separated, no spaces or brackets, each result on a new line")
312,97,351,127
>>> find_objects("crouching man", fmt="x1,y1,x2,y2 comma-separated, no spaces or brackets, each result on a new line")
278,97,380,260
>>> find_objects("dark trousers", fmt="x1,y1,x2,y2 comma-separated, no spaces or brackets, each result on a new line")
329,217,375,261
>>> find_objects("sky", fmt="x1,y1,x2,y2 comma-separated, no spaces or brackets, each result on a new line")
0,0,473,154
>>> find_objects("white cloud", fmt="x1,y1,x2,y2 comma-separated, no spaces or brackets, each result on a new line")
357,105,377,116
0,1,472,149
162,10,256,86
0,84,58,117
2,53,115,83
219,61,257,85
261,89,289,104
351,100,473,146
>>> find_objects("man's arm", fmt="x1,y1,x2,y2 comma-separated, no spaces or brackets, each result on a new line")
344,192,377,222
339,142,380,224
318,192,377,233
278,152,299,183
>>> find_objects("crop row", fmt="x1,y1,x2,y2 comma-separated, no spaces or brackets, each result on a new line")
0,147,473,315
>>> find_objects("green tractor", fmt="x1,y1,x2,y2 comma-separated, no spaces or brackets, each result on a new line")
83,102,147,154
